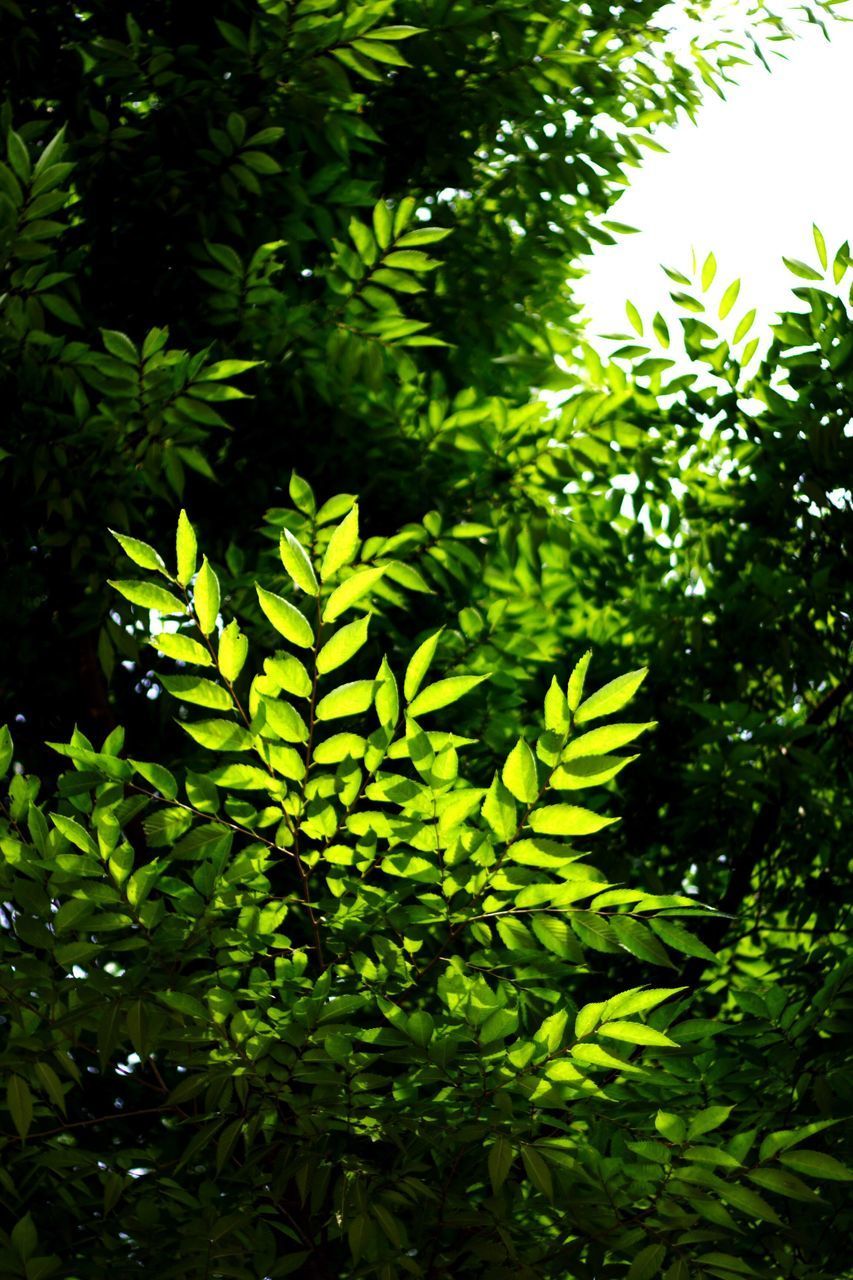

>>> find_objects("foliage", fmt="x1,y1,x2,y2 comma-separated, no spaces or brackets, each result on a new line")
1,0,851,1276
1,501,849,1279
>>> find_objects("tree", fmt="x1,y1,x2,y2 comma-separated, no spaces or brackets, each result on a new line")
1,0,851,1276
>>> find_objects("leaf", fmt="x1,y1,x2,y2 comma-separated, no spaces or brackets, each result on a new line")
567,650,592,712
0,725,12,775
194,558,220,635
404,628,443,702
161,675,232,711
502,738,539,804
280,530,318,596
777,1150,852,1181
179,719,254,752
627,1243,666,1280
261,697,308,744
564,722,655,760
733,308,756,343
783,256,823,281
256,586,313,648
687,1106,733,1140
176,510,198,587
130,760,178,800
649,917,717,962
409,674,489,717
322,566,386,623
551,754,637,789
528,804,617,836
598,1021,678,1048
611,916,674,967
151,633,212,666
746,1168,820,1201
655,1111,686,1143
488,1137,514,1193
265,653,312,698
7,1075,33,1139
531,914,583,960
619,299,644,339
574,669,647,724
718,278,740,319
521,1146,553,1200
110,530,166,574
51,814,98,856
701,251,717,291
34,1062,66,1115
407,1010,433,1047
482,773,517,841
603,987,685,1020
315,680,376,721
109,580,184,614
718,1182,782,1224
218,620,248,682
316,616,370,675
321,504,360,578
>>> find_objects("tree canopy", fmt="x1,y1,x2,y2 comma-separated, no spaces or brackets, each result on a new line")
1,2,851,1277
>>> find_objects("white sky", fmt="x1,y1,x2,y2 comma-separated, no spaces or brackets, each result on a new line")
575,11,853,344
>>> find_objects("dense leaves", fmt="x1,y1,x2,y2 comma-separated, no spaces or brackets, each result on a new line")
1,0,851,1276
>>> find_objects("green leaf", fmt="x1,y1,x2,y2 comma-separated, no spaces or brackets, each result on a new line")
110,530,166,574
321,504,360,579
488,1137,514,1193
611,916,673,967
161,675,232,711
598,1021,678,1048
7,1075,33,1139
482,773,517,841
701,251,717,291
520,1146,553,1200
35,1061,67,1115
567,650,592,712
0,725,12,775
256,585,313,648
51,814,98,856
101,329,138,362
718,278,741,319
574,668,647,724
528,804,617,836
261,698,309,744
131,760,178,800
407,1010,434,1047
718,1182,782,1224
289,471,315,515
264,653,312,698
627,1243,666,1280
176,510,198,587
218,620,248,682
551,754,636,789
625,300,643,335
783,256,823,281
408,674,488,717
322,566,386,623
194,558,220,635
109,580,184,614
373,201,393,250
687,1106,733,1140
777,1150,852,1181
315,680,376,721
502,738,539,804
179,719,254,752
564,722,655,760
316,616,370,675
280,530,318,596
733,308,756,343
649,917,717,962
603,987,685,1020
404,628,443,702
655,1111,686,1143
151,633,212,666
746,1168,820,1201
